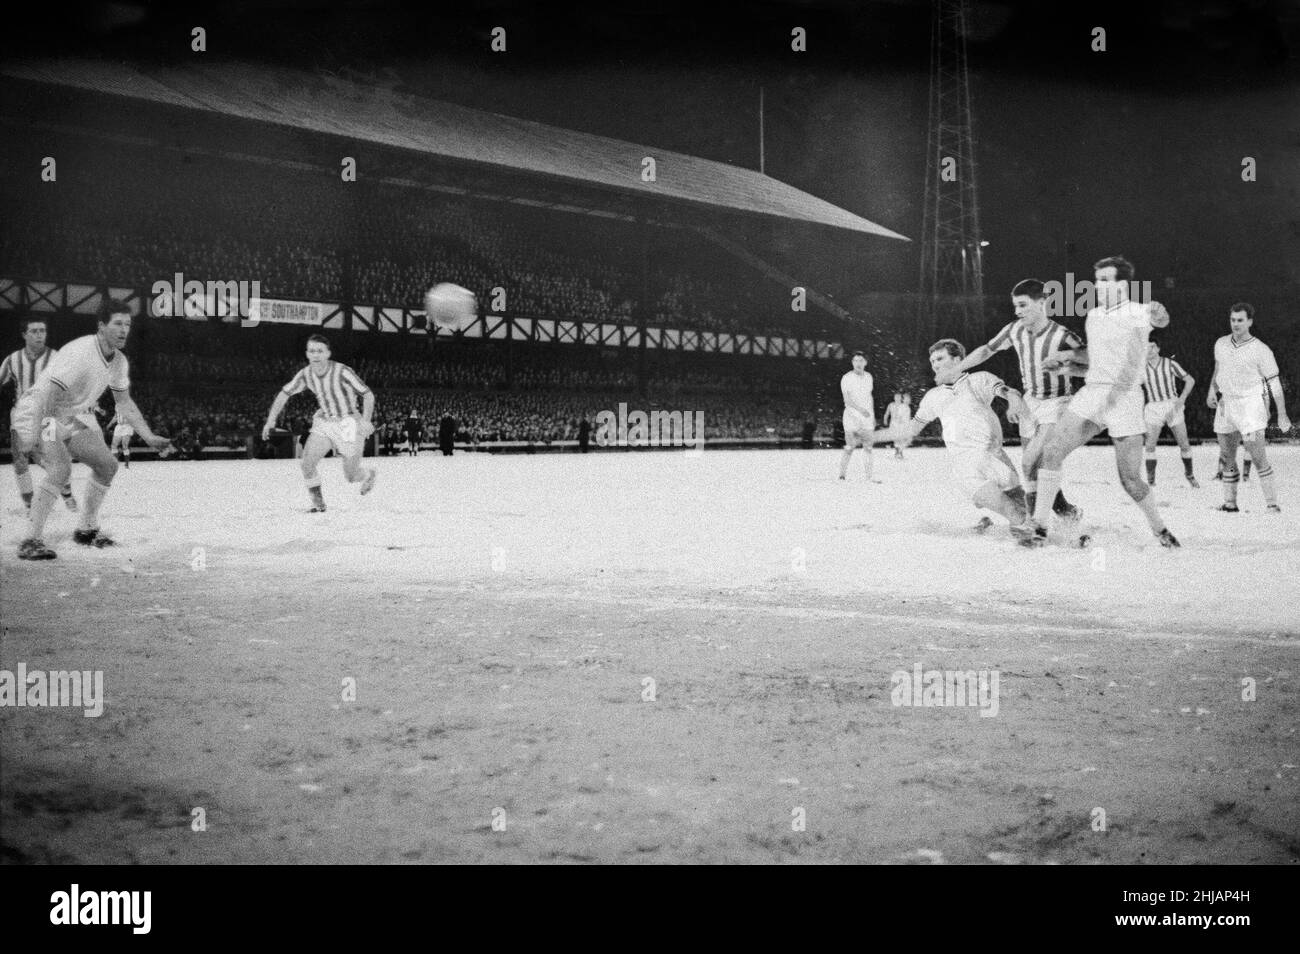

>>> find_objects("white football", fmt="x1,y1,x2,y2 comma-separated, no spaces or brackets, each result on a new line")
424,283,477,331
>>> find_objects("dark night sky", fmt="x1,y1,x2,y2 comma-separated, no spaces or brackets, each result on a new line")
7,0,1300,294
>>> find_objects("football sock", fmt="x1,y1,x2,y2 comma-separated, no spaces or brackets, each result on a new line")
1033,470,1061,526
1257,465,1278,506
839,449,851,479
1145,454,1157,482
1222,468,1239,506
79,479,110,531
17,471,33,496
1024,481,1037,516
27,483,59,539
1133,490,1165,533
1181,453,1194,477
1243,458,1253,479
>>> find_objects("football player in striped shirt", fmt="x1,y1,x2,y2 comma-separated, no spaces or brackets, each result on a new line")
1141,339,1198,487
262,334,377,512
1026,256,1179,548
1,317,76,510
954,279,1086,520
1208,302,1290,513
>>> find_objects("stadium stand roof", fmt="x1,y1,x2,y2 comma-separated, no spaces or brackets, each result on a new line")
1,59,907,241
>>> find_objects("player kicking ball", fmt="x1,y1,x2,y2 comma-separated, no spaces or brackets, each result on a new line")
1024,256,1179,548
262,334,377,512
839,350,879,482
876,339,1037,541
1208,302,1290,513
13,300,173,560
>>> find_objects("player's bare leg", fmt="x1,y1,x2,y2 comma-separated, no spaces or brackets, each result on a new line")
1170,421,1197,487
1030,410,1098,534
10,426,34,507
1023,423,1078,520
300,433,332,511
1143,423,1162,485
838,439,855,480
861,436,874,481
1216,431,1242,511
19,431,73,559
68,427,119,547
972,482,1029,534
1241,430,1278,511
341,445,377,495
1113,434,1178,545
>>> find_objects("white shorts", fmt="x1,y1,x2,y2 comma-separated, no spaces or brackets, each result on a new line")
843,409,874,442
949,444,1021,498
1068,384,1146,439
1214,393,1268,436
113,424,135,440
1018,395,1070,440
1143,399,1186,430
310,416,371,456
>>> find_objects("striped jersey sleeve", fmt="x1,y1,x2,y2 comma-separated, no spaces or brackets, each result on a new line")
986,322,1016,352
281,369,308,396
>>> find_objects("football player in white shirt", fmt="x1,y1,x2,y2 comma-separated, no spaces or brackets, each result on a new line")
839,350,879,482
881,392,912,459
1208,302,1290,512
877,339,1036,539
1,317,77,511
263,334,377,512
1027,256,1179,547
11,301,173,560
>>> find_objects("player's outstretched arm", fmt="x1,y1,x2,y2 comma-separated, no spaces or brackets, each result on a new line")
113,389,171,451
1268,377,1291,432
263,391,291,440
954,344,996,375
873,420,924,445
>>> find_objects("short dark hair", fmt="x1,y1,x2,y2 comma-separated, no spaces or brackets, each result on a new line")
929,338,966,360
1093,255,1135,281
307,333,331,349
20,316,47,333
1010,279,1046,300
1229,302,1255,320
851,350,866,359
98,298,133,323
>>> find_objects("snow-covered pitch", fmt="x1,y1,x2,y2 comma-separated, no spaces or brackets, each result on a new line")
2,446,1296,863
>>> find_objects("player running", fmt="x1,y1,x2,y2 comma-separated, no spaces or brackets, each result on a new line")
1,317,77,511
12,301,173,560
881,392,912,459
109,410,134,468
1141,339,1197,487
954,278,1086,521
877,340,1034,538
1024,256,1179,548
1208,302,1290,513
839,350,878,481
262,334,377,512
